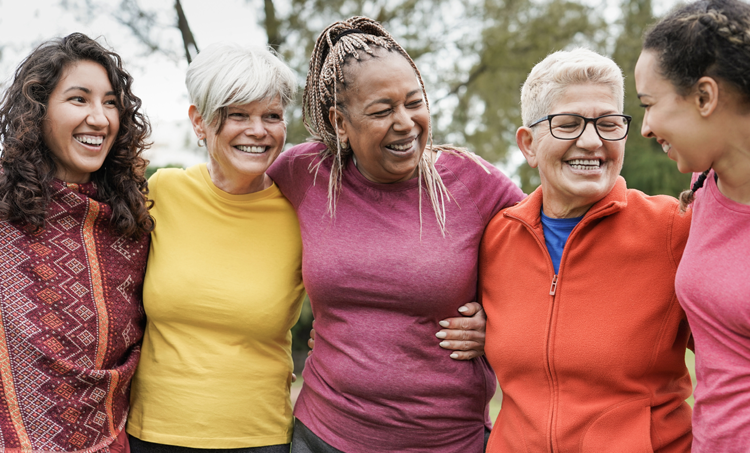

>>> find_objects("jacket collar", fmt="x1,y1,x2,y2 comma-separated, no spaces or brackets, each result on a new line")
504,176,629,228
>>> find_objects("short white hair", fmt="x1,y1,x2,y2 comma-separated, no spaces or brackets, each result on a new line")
186,43,297,127
520,48,624,127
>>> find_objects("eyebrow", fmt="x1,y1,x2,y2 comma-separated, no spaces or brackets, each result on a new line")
63,86,116,96
365,89,422,109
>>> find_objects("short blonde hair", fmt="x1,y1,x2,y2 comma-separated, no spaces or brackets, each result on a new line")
186,43,296,127
521,48,624,127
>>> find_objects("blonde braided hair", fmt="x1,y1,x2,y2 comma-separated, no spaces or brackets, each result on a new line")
302,16,488,235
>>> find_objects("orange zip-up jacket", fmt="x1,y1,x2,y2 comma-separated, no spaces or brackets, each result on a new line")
480,177,693,453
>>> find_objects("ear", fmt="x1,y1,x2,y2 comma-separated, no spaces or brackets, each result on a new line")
516,126,539,168
694,76,720,117
188,105,206,139
328,106,349,145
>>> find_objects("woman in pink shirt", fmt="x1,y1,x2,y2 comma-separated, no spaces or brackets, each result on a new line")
635,0,750,450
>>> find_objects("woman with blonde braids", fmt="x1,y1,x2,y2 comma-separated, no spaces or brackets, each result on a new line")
635,0,750,449
267,16,524,453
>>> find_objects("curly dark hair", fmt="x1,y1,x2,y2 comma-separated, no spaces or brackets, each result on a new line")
0,32,154,239
643,0,750,210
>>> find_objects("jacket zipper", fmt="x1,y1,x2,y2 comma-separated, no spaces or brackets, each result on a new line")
507,216,559,452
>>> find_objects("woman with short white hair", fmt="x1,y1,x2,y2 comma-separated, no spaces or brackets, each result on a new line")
126,43,305,453
480,48,693,452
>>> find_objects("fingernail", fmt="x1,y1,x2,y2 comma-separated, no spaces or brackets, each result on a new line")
440,341,449,347
450,353,459,359
439,321,450,328
435,332,447,339
458,306,468,313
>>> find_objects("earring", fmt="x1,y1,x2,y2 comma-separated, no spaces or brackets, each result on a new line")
197,137,205,147
339,140,349,150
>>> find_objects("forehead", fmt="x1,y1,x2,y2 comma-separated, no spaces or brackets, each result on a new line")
550,83,619,115
343,51,419,95
56,60,113,90
228,96,284,111
634,50,670,94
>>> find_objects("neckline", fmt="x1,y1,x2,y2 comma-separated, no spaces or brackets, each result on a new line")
345,150,442,192
198,163,280,203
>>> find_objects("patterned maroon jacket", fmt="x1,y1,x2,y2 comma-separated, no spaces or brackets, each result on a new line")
0,180,148,452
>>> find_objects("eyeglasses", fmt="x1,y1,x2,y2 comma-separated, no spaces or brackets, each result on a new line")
529,113,632,141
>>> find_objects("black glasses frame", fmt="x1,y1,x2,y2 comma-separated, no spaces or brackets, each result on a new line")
529,113,632,141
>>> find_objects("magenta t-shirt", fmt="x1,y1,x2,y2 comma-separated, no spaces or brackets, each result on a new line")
268,142,524,452
676,170,750,452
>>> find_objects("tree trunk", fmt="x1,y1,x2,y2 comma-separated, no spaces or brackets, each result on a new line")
175,0,199,63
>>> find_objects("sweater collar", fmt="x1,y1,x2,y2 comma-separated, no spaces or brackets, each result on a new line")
504,176,629,227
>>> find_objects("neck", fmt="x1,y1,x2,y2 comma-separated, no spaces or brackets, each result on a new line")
206,161,269,195
712,123,750,205
541,198,591,219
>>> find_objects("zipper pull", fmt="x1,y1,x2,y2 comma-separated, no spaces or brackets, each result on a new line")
549,275,558,295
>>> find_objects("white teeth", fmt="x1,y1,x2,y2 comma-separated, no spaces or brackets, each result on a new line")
75,135,104,146
567,159,600,170
236,145,266,154
387,139,415,151
662,143,672,153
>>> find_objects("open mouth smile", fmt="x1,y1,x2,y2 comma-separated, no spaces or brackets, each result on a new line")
74,134,104,148
385,137,417,153
236,145,268,154
566,158,602,170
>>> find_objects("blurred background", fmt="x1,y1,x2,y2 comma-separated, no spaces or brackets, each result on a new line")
0,0,695,408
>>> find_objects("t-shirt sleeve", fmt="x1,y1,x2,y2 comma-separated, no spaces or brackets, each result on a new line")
267,142,323,208
455,154,526,225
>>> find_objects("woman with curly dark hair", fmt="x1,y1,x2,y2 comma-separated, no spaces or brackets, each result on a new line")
0,33,152,452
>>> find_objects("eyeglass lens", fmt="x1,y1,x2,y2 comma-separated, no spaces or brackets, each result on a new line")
549,115,629,140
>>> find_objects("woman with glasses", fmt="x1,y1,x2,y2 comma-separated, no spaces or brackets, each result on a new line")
480,48,693,452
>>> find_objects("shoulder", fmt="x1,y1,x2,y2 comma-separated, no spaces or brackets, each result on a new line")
437,150,525,221
271,142,328,172
438,151,520,192
268,141,329,206
622,187,691,261
148,165,203,201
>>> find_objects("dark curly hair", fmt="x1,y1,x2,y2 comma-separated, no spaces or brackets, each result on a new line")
643,0,750,210
0,32,154,239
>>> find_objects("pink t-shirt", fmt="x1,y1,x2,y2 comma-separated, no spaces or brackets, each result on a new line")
268,142,524,453
676,170,750,452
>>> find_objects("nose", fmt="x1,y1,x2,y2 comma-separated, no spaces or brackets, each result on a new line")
392,105,415,132
576,121,602,150
244,117,267,138
640,112,653,138
86,104,109,129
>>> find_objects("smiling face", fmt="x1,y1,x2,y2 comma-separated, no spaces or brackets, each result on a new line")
42,60,120,183
190,97,286,194
517,83,626,218
331,50,430,184
635,50,718,174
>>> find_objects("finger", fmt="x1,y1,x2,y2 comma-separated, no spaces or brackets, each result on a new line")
438,340,482,351
310,328,316,340
448,350,483,360
435,329,484,342
457,302,483,317
292,373,297,383
308,337,315,349
438,316,485,331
